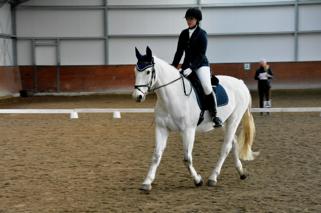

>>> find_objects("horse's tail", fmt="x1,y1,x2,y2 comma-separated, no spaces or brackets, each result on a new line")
238,101,259,161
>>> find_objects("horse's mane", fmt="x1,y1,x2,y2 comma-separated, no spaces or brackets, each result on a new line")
153,56,179,73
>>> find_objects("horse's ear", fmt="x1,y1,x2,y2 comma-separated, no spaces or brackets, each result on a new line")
135,47,142,60
146,46,152,60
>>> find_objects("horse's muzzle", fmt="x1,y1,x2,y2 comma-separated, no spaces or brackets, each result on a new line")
132,90,146,102
136,95,144,102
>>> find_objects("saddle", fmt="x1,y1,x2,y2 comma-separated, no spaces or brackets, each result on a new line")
186,74,229,125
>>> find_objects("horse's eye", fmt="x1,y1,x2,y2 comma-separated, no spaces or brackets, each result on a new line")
146,71,150,75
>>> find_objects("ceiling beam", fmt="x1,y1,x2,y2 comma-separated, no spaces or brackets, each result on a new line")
0,0,9,8
5,0,30,7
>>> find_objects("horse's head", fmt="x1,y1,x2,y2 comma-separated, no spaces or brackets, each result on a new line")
132,46,156,102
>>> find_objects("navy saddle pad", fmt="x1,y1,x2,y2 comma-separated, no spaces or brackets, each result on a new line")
194,83,229,110
213,84,229,107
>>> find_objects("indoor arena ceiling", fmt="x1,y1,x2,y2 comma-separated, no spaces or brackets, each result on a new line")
0,0,30,7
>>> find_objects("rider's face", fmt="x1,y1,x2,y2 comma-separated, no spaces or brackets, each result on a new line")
186,17,197,28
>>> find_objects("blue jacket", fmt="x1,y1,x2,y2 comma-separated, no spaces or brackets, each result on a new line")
172,26,209,70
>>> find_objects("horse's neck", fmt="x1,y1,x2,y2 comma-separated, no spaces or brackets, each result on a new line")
155,63,180,87
154,59,183,108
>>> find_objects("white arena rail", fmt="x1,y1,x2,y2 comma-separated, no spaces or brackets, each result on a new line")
250,107,321,113
0,107,320,119
0,109,74,114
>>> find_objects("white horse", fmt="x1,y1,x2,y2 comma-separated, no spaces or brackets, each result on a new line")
133,47,258,191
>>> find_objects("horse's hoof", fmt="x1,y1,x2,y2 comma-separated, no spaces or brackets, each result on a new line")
194,177,203,187
240,174,247,180
140,184,152,191
207,179,217,187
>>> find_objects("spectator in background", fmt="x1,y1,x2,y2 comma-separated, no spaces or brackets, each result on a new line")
254,59,273,114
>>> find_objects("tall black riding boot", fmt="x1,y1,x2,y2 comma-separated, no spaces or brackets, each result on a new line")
205,93,223,128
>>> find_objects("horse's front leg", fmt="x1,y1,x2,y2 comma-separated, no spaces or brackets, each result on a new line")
180,128,203,187
141,124,169,191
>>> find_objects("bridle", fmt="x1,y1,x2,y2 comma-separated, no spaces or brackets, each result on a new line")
134,59,192,96
134,59,157,94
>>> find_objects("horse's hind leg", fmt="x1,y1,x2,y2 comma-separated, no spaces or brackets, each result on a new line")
208,115,241,186
180,128,203,187
141,125,169,191
232,136,246,180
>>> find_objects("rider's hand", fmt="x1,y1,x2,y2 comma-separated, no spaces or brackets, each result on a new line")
181,68,192,76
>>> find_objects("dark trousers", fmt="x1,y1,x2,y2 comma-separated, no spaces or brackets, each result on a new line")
258,80,271,108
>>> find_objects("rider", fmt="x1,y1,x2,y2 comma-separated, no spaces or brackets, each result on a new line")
172,7,223,128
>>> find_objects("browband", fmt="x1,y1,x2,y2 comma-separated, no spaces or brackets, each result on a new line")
136,63,154,72
136,58,155,72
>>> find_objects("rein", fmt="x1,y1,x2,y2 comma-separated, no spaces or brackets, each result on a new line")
152,68,192,96
134,62,193,96
152,75,181,91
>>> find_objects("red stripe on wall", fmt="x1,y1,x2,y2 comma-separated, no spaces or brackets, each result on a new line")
0,66,22,96
18,61,321,93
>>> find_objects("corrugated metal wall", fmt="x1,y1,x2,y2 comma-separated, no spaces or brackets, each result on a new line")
1,0,321,96
15,0,321,65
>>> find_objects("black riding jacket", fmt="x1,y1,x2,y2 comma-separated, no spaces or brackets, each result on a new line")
172,26,209,70
254,66,273,89
254,66,273,81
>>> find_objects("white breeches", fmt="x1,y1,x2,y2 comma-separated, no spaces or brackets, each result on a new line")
195,66,212,95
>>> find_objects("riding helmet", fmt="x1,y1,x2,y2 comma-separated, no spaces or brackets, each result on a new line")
185,7,202,21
